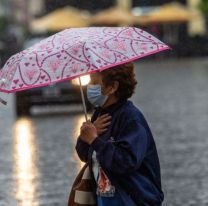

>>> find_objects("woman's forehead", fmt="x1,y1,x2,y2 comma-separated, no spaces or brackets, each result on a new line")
90,72,101,78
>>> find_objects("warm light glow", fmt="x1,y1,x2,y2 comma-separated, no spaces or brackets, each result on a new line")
13,118,39,206
72,75,90,86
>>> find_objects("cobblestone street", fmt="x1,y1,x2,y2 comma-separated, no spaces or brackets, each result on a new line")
0,57,208,206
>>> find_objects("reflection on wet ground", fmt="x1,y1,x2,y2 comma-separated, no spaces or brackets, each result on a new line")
13,118,38,206
0,58,208,205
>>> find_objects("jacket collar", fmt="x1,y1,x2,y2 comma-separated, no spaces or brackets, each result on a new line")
96,99,127,115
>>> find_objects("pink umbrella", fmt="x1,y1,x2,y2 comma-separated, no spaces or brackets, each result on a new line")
0,27,169,119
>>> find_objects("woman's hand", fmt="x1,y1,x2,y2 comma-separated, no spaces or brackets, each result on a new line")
93,114,112,135
80,121,98,145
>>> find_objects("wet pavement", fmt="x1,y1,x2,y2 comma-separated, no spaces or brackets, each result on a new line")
0,57,208,206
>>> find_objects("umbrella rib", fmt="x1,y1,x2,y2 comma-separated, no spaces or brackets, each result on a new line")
102,27,127,37
103,27,159,44
133,27,157,43
82,44,98,72
130,40,139,56
103,27,145,42
82,42,92,63
39,52,61,67
40,69,52,82
87,47,117,64
95,40,129,59
64,50,89,64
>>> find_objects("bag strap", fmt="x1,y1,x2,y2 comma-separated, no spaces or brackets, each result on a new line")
68,164,88,205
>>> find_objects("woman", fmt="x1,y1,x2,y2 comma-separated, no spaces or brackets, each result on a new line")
76,62,164,206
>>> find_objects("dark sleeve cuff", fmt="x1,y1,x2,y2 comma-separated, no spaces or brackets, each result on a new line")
90,137,105,152
77,137,89,146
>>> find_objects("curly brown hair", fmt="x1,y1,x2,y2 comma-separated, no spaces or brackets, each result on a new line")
100,62,137,100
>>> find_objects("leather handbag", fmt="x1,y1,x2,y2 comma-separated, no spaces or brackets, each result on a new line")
68,163,97,206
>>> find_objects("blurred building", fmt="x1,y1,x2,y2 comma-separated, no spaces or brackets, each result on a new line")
0,0,13,19
44,0,116,13
12,0,116,22
187,0,206,35
6,0,207,57
0,0,15,67
133,0,186,6
117,0,132,10
14,0,43,25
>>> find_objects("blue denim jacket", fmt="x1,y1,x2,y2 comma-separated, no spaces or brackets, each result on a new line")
76,100,164,206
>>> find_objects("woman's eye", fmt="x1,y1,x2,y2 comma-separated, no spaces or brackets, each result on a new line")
90,80,98,85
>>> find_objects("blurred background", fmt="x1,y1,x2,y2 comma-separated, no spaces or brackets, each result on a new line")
0,0,208,205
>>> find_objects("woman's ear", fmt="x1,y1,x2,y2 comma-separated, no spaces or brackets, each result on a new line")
109,81,119,95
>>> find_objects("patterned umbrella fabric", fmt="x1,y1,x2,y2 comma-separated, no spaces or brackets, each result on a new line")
0,27,169,94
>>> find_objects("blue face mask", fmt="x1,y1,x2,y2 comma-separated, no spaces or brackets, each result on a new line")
87,84,108,107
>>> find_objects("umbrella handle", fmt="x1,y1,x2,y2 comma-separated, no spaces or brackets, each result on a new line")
78,77,88,121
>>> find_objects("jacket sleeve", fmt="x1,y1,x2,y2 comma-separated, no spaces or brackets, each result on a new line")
75,137,90,162
90,120,149,174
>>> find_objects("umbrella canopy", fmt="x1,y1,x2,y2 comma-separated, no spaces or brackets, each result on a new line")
30,6,90,32
90,7,136,26
0,27,169,94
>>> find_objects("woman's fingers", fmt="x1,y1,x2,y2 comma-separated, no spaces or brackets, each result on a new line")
96,122,111,135
95,119,111,130
97,128,108,135
98,114,109,118
92,114,112,135
98,114,110,120
98,114,112,123
99,121,111,129
102,116,112,123
81,121,92,131
99,128,108,133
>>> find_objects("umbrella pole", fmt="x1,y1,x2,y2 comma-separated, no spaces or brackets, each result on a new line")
78,77,88,121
